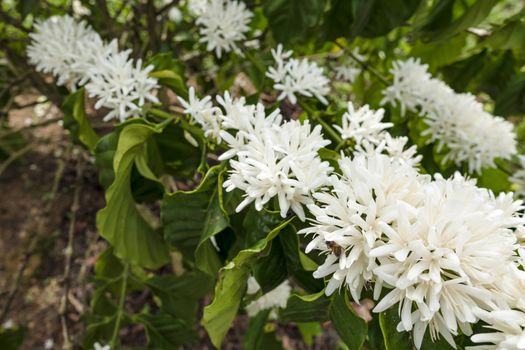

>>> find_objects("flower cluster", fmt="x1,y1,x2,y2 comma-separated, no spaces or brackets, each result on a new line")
333,103,421,166
178,89,332,220
301,148,525,348
382,58,517,173
27,15,158,122
245,277,292,317
195,0,253,58
266,44,330,105
334,49,365,83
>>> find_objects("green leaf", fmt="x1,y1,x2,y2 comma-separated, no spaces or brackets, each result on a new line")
379,309,412,350
297,322,322,346
410,33,467,71
485,19,525,50
94,131,119,189
350,0,423,38
263,0,326,43
161,166,228,275
253,238,288,293
279,291,330,323
429,0,499,41
146,271,213,323
96,120,171,269
62,88,99,151
0,327,24,350
202,217,294,348
494,73,525,116
16,0,39,18
147,53,188,98
329,292,367,350
244,309,271,349
136,313,198,348
476,166,511,193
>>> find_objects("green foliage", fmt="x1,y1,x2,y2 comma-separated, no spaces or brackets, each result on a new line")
329,292,367,350
0,327,25,350
202,217,294,347
62,88,99,151
263,0,325,43
96,119,171,269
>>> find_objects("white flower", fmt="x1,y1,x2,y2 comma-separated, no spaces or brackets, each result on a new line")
334,48,365,83
85,42,159,122
266,44,330,105
162,0,183,23
470,310,525,350
365,134,422,167
94,342,111,350
196,0,253,58
44,338,55,349
72,0,91,17
178,87,223,140
371,173,519,349
333,102,393,146
510,155,525,198
27,15,102,88
245,278,292,317
382,58,517,173
186,0,208,16
223,119,331,220
300,152,426,301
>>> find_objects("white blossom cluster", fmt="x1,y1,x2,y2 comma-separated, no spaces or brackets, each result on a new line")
333,103,422,166
245,277,292,317
301,148,525,348
382,58,517,174
334,49,365,83
266,44,330,105
195,0,253,58
178,88,332,220
27,15,158,122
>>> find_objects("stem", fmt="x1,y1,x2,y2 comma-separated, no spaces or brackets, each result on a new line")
334,41,391,86
110,263,129,348
0,143,33,177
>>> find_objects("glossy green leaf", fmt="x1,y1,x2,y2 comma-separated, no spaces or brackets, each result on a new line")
161,166,228,275
147,53,188,98
429,0,499,41
263,0,325,43
279,291,330,323
329,292,367,350
379,309,412,350
244,309,271,349
62,88,99,151
350,0,423,38
485,19,525,50
96,120,171,269
202,217,294,348
136,313,198,348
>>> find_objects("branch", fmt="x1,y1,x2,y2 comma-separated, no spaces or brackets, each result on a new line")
0,116,62,139
0,143,33,177
109,264,129,348
334,41,391,86
156,0,179,16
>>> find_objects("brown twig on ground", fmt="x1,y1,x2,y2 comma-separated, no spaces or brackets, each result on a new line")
0,116,62,139
0,143,34,178
0,148,68,322
59,150,84,350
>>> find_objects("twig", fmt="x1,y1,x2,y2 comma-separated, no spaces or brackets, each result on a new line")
109,264,129,348
0,116,62,139
59,152,84,350
0,143,33,177
0,150,68,322
334,41,391,86
11,99,49,110
156,0,179,15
